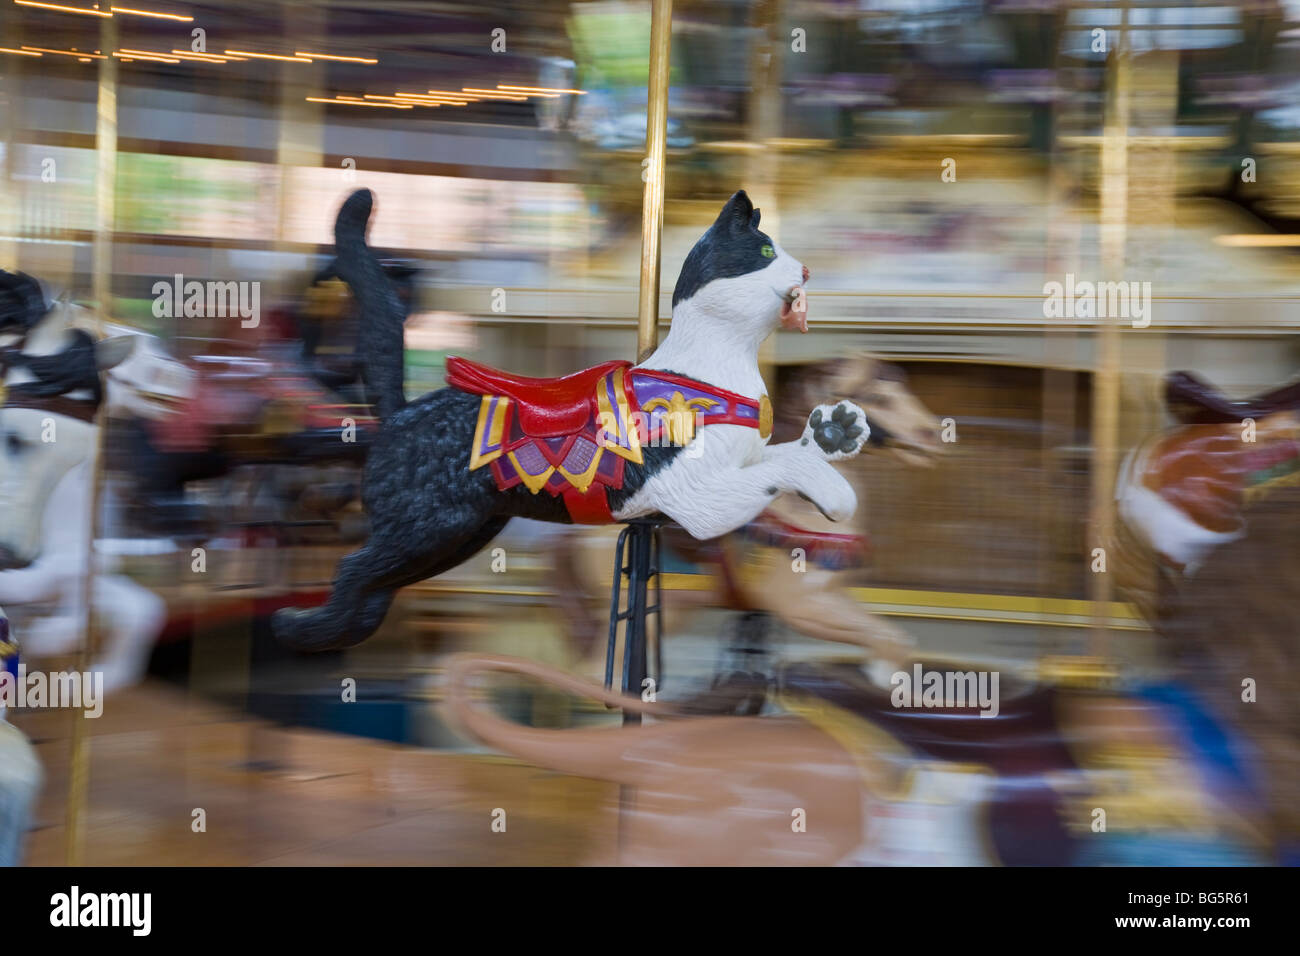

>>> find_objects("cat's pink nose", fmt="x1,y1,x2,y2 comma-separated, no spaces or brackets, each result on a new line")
802,265,810,283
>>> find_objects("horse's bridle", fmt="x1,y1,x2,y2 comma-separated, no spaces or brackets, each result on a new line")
0,385,98,423
0,329,103,424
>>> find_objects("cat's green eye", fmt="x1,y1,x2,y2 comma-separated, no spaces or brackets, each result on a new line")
760,244,775,259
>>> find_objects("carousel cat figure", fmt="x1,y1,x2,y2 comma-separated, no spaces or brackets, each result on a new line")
274,188,870,651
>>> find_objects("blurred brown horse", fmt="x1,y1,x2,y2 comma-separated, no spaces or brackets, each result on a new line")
444,367,1297,864
1147,454,1300,857
550,355,943,667
1112,369,1300,856
444,642,1274,864
1113,370,1300,621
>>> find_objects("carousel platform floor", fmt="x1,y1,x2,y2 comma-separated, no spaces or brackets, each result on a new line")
13,681,617,866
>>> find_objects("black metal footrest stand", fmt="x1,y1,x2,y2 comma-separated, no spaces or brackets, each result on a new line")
604,518,664,725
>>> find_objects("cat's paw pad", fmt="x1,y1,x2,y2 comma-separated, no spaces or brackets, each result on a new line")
803,401,870,461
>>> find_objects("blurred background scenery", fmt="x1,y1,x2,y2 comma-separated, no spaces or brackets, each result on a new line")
0,0,1298,866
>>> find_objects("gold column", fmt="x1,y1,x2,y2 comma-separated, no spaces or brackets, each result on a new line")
1088,12,1130,659
636,0,673,361
747,0,784,380
235,6,326,774
0,10,20,270
745,0,785,232
66,13,118,865
91,19,118,316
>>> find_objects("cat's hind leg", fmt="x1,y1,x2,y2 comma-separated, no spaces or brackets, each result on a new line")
273,513,508,651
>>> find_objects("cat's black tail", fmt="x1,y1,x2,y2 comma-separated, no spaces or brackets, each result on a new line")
332,189,407,420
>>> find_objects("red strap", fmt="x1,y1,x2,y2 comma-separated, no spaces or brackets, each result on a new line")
563,486,614,524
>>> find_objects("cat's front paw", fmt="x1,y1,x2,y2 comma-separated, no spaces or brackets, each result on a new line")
802,401,870,461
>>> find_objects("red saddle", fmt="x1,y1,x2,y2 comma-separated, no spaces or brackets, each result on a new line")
446,356,632,437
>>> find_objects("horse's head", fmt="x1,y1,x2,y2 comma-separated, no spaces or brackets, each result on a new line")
0,300,134,569
846,358,944,466
101,324,194,420
783,356,942,467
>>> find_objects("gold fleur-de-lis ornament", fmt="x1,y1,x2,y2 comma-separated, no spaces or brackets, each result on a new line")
642,391,718,445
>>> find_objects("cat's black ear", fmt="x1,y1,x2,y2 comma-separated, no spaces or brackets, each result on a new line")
750,208,761,229
715,190,754,231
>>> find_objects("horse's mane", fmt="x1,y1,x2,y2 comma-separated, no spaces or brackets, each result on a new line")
0,270,47,333
2,328,103,406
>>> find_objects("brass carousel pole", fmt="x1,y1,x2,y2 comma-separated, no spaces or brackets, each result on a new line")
614,0,674,854
1088,10,1129,661
66,12,118,865
636,0,673,361
613,0,672,733
0,9,19,271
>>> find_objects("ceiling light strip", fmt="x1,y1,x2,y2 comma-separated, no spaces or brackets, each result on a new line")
295,51,378,64
226,49,311,63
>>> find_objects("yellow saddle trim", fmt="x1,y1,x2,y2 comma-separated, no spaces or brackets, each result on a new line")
506,450,554,493
469,367,644,495
468,394,511,470
596,367,643,465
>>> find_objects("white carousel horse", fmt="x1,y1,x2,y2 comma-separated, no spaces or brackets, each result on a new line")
0,298,169,693
0,605,41,866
